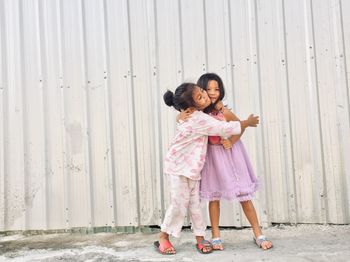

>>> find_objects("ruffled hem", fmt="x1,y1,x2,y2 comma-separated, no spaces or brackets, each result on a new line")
200,191,255,202
200,182,259,202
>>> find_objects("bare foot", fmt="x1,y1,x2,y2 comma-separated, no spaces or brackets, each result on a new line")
260,239,273,250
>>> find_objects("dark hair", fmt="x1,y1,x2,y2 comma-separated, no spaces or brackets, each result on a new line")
197,73,225,113
163,83,197,111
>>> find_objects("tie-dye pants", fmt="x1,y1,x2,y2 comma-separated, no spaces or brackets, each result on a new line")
160,175,207,238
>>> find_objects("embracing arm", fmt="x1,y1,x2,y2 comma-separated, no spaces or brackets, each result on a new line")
193,111,242,137
192,110,259,137
176,108,195,123
214,100,244,148
222,107,243,146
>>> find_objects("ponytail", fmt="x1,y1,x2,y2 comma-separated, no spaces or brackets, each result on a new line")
163,83,196,111
163,90,175,107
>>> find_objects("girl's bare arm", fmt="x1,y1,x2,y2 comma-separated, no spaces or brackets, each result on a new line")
176,108,195,123
221,107,243,146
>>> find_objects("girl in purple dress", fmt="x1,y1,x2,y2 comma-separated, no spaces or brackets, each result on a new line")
197,73,273,250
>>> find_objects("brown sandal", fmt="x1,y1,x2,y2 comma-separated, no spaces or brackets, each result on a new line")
196,239,213,254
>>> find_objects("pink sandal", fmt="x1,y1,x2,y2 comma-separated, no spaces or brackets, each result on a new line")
154,240,176,255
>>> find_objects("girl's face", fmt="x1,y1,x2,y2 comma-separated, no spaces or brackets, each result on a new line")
192,86,211,110
206,80,220,104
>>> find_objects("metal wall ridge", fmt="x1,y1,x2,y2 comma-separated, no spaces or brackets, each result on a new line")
0,0,349,232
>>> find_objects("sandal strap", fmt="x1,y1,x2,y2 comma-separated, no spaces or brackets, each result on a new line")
159,240,174,252
201,239,212,246
197,239,212,250
212,238,223,245
255,235,269,247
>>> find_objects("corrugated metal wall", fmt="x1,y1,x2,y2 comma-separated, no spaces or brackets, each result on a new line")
0,0,349,232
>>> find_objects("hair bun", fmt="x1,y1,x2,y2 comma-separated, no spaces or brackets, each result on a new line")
163,90,175,107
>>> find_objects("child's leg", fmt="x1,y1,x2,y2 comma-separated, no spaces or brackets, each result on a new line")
209,200,224,250
209,200,221,238
188,180,212,254
240,200,272,249
160,175,190,242
240,200,261,237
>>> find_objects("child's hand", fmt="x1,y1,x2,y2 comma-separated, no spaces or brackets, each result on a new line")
220,138,232,150
246,114,259,127
214,101,224,111
176,108,194,123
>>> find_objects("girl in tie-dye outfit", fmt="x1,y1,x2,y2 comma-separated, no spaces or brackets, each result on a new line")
154,82,259,255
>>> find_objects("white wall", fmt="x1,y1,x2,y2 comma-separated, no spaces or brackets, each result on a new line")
0,0,349,231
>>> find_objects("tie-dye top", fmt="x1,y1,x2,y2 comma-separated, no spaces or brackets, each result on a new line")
164,110,241,180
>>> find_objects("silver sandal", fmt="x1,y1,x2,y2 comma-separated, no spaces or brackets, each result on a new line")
211,238,224,251
254,235,273,250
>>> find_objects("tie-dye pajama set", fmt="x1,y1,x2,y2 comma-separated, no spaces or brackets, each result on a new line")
160,110,241,238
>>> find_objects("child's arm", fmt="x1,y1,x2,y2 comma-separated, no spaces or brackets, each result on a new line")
193,111,258,137
215,101,244,148
176,108,194,123
222,108,243,146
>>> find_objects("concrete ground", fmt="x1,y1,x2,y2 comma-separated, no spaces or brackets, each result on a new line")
0,224,350,262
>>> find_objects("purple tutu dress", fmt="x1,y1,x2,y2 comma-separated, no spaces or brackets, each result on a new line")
200,112,259,202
